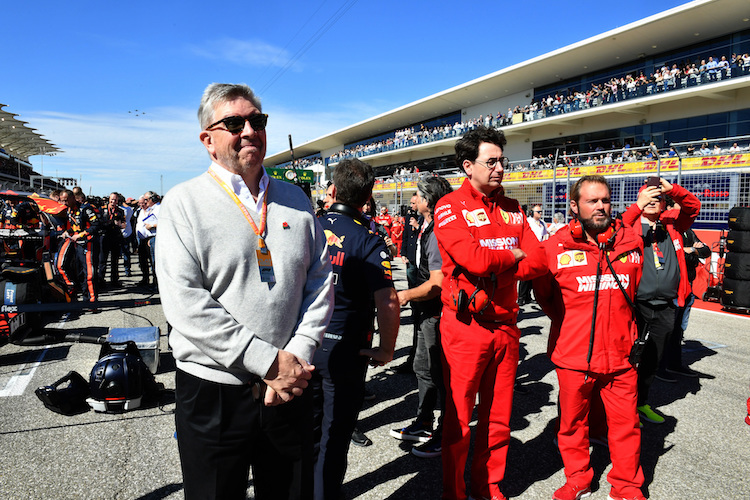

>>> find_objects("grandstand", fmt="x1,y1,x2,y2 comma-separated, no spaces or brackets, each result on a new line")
265,0,750,234
0,104,62,191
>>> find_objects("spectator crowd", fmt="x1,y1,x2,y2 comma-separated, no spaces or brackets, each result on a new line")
325,50,750,170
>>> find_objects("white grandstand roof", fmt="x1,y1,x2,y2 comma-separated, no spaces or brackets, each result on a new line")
0,104,62,162
266,0,750,165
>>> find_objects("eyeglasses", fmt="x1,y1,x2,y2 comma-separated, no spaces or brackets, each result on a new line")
474,157,509,170
206,113,268,134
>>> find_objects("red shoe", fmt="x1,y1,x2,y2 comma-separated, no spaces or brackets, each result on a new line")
469,483,507,500
553,483,591,500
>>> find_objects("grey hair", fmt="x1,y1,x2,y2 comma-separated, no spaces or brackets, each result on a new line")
553,212,565,223
417,175,453,216
198,83,262,129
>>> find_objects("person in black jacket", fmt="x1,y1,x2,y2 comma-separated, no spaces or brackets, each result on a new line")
99,192,127,286
395,194,421,373
657,200,711,380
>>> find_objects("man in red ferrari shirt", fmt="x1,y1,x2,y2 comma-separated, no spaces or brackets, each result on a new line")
433,126,546,500
532,175,648,500
374,206,393,237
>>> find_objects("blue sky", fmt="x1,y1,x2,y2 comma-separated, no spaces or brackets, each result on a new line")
4,0,687,197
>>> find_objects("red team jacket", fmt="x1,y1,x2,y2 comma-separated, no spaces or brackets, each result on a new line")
434,179,547,327
531,223,644,374
621,183,700,308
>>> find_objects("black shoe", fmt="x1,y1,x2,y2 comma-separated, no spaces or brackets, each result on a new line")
411,436,441,458
351,428,372,447
655,371,677,383
389,421,433,442
666,366,700,378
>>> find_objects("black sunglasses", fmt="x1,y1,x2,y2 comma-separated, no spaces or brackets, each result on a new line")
206,113,268,134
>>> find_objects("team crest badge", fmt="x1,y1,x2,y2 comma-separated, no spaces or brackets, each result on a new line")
500,209,510,224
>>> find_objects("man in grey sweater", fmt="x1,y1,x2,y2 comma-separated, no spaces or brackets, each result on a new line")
156,83,333,500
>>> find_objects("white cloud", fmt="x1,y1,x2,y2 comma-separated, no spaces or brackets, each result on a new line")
190,38,292,68
25,108,207,197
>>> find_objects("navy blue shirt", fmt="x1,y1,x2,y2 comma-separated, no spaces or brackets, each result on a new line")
321,205,394,344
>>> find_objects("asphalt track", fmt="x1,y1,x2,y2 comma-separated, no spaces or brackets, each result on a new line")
1,260,749,499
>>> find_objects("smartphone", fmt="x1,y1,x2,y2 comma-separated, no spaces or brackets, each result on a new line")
646,176,662,201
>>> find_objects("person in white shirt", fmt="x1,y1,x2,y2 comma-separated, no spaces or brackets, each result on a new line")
527,204,549,241
548,212,566,236
135,191,160,287
519,204,548,305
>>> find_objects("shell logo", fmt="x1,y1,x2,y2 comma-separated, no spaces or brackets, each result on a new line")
560,254,571,266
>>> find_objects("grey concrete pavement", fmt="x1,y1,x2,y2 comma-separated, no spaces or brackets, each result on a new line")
1,260,749,499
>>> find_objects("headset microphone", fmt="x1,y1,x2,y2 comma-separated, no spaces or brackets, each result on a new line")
596,227,614,247
598,214,623,248
571,214,619,248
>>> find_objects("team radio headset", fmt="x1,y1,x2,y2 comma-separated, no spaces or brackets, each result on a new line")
568,215,642,376
448,267,497,315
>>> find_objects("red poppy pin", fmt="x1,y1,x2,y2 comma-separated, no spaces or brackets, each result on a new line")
282,222,290,229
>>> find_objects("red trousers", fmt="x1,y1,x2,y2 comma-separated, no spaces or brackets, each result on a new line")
440,309,519,500
556,367,644,498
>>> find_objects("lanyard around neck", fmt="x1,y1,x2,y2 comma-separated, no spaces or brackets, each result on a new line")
208,169,268,249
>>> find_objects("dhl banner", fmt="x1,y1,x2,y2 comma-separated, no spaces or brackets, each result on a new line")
501,153,750,183
311,154,750,196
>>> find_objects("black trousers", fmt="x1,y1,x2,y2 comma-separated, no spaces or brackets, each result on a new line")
175,369,314,500
99,231,124,283
635,301,676,405
311,339,369,500
405,263,421,363
138,236,154,282
518,279,533,302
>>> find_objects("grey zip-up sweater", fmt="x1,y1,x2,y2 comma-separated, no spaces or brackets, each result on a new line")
156,171,333,385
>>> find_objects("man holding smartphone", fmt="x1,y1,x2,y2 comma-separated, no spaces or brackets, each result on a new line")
622,176,700,425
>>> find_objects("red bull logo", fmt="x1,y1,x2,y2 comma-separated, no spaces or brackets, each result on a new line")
325,229,345,248
330,251,345,266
